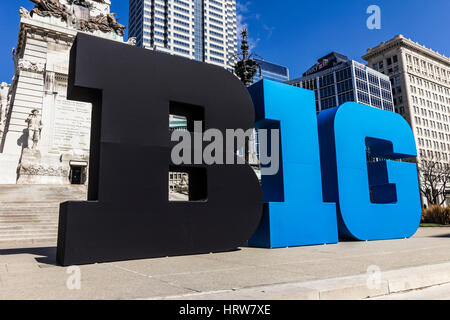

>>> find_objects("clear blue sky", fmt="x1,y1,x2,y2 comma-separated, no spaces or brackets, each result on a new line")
0,0,449,82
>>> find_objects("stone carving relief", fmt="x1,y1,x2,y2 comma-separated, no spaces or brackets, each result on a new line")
18,59,46,73
30,0,71,22
0,82,10,130
28,0,125,36
78,12,125,36
20,163,69,177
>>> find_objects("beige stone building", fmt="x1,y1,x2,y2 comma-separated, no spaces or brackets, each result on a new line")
0,0,126,185
363,35,450,205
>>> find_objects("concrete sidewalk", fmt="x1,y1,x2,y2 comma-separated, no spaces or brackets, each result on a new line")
1,227,450,299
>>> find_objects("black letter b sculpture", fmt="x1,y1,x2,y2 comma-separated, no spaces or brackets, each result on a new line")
56,34,263,265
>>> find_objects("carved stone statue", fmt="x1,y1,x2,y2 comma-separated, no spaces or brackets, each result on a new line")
19,7,32,19
127,37,137,46
106,13,125,36
0,82,10,127
28,0,125,36
30,0,70,22
25,109,43,150
89,13,110,32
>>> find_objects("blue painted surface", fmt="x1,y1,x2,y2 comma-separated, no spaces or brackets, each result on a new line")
318,102,421,240
248,80,338,248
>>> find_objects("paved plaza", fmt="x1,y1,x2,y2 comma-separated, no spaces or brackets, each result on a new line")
1,227,450,299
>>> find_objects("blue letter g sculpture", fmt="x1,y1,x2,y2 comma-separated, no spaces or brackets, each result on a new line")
318,102,421,241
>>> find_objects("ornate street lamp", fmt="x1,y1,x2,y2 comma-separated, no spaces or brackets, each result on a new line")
230,29,262,87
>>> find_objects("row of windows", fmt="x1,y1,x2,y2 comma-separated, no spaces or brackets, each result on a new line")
209,0,223,7
372,55,398,71
209,5,223,13
337,79,353,93
174,25,189,34
418,149,450,161
410,86,450,104
173,46,190,55
321,96,337,110
357,91,370,104
209,11,223,19
409,75,450,96
210,43,224,51
319,85,335,98
174,32,190,40
383,100,394,111
368,73,379,85
338,91,354,105
381,89,392,100
209,36,223,43
355,68,367,80
417,135,450,148
173,12,189,20
335,67,352,82
209,30,223,38
174,5,190,14
209,49,224,57
356,79,368,92
209,17,223,25
174,19,190,27
414,117,450,132
319,74,334,87
371,96,382,108
380,79,391,90
210,57,225,64
173,39,189,47
369,85,380,97
413,106,450,122
416,127,450,143
174,0,189,7
405,53,450,83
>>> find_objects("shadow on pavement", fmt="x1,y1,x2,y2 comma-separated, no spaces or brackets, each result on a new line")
430,233,450,238
0,246,57,266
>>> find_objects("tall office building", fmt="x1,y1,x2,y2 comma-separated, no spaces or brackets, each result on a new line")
286,52,394,114
363,35,450,166
129,0,238,70
253,59,290,84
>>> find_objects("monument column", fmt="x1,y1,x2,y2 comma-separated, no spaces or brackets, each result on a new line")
0,0,125,185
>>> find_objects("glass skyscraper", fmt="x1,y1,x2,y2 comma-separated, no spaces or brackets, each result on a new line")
253,59,290,84
129,0,238,70
286,52,394,114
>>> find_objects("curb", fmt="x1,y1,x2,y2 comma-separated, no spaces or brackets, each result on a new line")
148,262,450,300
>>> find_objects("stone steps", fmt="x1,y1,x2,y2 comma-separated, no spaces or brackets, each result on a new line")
0,211,59,216
0,184,87,244
0,229,58,236
0,202,59,210
0,224,58,231
0,185,87,203
0,237,57,245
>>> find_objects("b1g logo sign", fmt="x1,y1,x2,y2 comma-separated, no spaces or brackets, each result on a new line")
56,34,421,266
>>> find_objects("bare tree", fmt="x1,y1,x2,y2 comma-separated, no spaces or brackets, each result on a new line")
418,156,450,206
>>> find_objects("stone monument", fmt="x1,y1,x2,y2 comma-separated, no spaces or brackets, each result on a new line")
0,82,10,135
0,0,125,185
25,109,43,150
